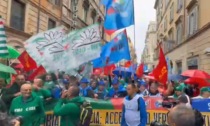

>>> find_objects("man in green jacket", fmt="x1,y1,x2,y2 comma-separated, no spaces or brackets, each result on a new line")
32,78,51,101
9,83,45,126
2,75,25,108
54,85,84,126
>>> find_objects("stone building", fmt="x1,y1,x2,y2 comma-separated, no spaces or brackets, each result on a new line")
154,0,210,73
142,21,157,70
0,0,105,54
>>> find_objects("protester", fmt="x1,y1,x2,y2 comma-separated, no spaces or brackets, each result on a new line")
2,75,26,109
0,78,6,97
138,80,149,96
32,78,51,101
9,84,45,126
148,82,161,97
79,78,92,97
43,73,56,90
192,87,210,99
90,80,98,91
94,80,108,99
167,104,195,126
107,77,125,98
53,85,85,126
121,83,147,126
175,86,191,108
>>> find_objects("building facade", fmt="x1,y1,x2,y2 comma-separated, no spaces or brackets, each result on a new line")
142,21,157,70
0,0,105,54
154,0,210,73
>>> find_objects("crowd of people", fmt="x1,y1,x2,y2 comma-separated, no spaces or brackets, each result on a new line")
0,72,209,126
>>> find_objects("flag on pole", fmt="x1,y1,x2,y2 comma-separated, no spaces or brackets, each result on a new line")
28,66,46,81
102,0,134,35
18,51,37,71
152,46,168,85
136,63,144,78
0,18,9,57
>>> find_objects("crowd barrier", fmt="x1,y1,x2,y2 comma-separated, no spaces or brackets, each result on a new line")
44,98,210,126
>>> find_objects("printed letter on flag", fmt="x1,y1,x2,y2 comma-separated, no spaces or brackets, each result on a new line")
152,46,168,85
18,51,37,71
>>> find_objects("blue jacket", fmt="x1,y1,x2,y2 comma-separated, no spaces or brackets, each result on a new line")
94,89,108,99
107,85,125,98
121,95,147,126
79,86,92,97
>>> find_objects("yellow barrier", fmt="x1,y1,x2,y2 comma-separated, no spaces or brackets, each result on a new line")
45,110,210,126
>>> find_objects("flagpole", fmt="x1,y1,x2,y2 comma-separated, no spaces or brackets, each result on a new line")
133,0,136,52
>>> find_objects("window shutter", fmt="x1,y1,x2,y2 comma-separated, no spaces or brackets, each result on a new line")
194,6,198,33
186,15,190,37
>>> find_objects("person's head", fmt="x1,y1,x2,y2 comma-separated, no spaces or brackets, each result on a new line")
63,74,70,81
15,75,25,86
126,83,136,97
112,78,119,90
149,82,158,94
200,87,210,98
33,78,44,88
69,75,78,85
20,84,32,99
168,104,195,126
45,74,52,82
90,80,98,89
138,80,147,92
98,80,105,91
175,86,183,97
0,78,6,88
67,85,80,98
80,78,89,89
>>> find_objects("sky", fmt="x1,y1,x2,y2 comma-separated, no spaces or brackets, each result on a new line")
127,0,156,62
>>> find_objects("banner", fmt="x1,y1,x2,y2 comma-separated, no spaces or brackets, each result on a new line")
63,24,101,73
44,98,210,126
25,26,65,72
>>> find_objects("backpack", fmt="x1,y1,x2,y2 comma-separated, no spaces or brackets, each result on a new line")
77,101,93,126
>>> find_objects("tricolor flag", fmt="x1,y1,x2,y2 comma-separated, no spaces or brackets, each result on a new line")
0,17,8,57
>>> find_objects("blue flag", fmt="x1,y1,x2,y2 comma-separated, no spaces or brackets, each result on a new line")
93,30,131,68
101,0,134,35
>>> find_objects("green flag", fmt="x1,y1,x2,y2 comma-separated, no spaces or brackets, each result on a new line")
0,18,9,57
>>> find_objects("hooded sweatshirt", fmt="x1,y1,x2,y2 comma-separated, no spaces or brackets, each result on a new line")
53,96,85,126
9,94,45,126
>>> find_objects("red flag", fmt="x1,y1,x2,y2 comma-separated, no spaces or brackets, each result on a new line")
18,51,37,71
152,46,168,85
104,64,116,75
136,63,144,78
93,68,103,75
28,66,46,81
124,61,132,68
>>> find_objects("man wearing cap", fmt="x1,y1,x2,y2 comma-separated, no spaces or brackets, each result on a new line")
192,87,210,99
94,80,108,99
174,85,191,108
138,80,149,96
107,78,125,98
79,78,92,97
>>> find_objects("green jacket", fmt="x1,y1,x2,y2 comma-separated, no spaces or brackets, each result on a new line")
53,96,84,126
9,94,46,126
1,83,20,108
32,88,51,100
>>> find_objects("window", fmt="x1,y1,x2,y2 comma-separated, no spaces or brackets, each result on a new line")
177,0,182,12
176,62,182,74
176,21,183,44
187,6,198,36
10,0,25,31
49,0,60,5
83,7,89,22
91,10,96,24
164,16,167,31
48,19,56,29
170,3,174,23
82,1,89,22
187,57,198,70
